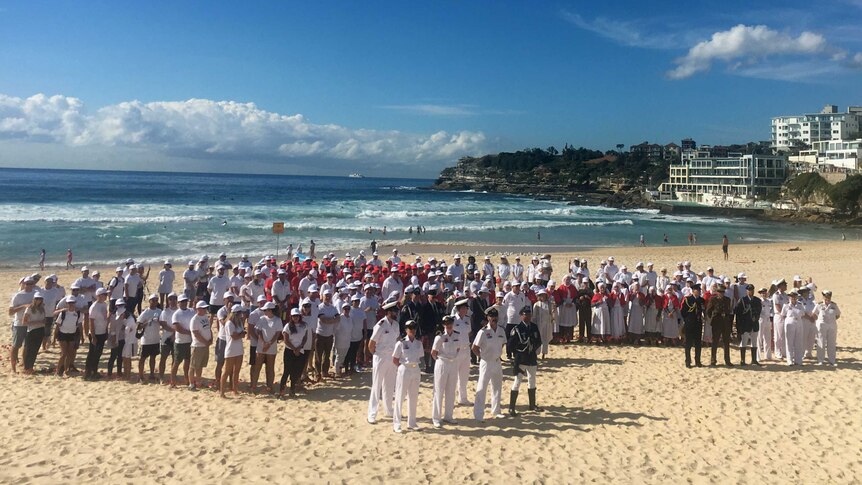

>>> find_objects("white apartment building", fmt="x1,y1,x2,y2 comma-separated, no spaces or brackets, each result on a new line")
659,154,786,202
793,139,862,170
772,104,861,151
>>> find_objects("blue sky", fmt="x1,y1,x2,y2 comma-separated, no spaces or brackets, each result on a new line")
0,0,860,177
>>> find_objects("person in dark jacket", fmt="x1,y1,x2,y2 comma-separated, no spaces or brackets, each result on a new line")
706,284,733,367
508,305,542,416
734,284,762,366
681,284,705,368
469,288,490,364
417,289,444,373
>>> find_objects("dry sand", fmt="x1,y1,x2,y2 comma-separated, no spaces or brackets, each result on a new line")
0,240,859,483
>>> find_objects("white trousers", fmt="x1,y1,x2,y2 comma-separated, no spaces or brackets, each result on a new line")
394,365,420,430
773,316,785,359
456,351,471,404
740,331,758,348
432,358,457,424
816,323,837,365
367,354,397,420
333,345,350,371
784,321,804,365
757,320,773,360
473,358,503,420
803,321,816,357
511,364,537,391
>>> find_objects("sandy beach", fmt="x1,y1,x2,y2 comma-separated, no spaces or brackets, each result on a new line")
0,240,859,483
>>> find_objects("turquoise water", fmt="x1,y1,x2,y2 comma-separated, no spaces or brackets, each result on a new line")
0,167,849,267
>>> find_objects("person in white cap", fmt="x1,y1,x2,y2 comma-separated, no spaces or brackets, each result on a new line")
473,306,507,422
771,279,789,360
158,261,175,307
431,315,460,427
452,298,473,406
123,265,144,315
251,301,284,393
271,269,291,319
221,304,247,398
106,300,128,378
157,292,178,383
532,289,553,358
510,256,524,285
54,295,84,376
359,285,380,368
212,292,235,388
313,289,339,381
207,266,231,316
392,320,424,433
182,261,199,303
21,291,47,374
781,290,809,366
137,294,163,382
169,295,194,387
447,254,465,281
189,300,214,389
120,299,139,380
72,266,97,308
345,295,366,374
278,308,308,398
333,302,354,377
367,301,400,424
812,290,840,366
8,276,36,373
40,275,64,350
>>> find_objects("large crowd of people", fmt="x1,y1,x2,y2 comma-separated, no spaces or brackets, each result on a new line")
8,248,842,431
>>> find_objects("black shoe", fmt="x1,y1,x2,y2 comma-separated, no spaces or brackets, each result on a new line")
508,390,519,417
686,362,692,368
725,361,734,367
695,362,704,368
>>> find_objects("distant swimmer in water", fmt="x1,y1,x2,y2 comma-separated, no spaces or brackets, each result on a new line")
222,220,228,226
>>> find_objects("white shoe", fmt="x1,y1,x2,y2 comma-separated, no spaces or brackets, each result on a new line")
494,414,506,419
393,427,402,433
408,426,421,431
433,421,442,428
367,417,377,425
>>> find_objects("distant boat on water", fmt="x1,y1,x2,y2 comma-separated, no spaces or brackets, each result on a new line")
348,172,365,178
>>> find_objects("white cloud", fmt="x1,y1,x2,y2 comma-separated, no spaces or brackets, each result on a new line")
667,24,830,79
0,93,487,169
560,10,686,49
851,52,862,67
380,104,478,116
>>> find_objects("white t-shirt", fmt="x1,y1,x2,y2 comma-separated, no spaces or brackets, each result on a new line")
247,309,263,347
10,290,35,326
171,308,195,344
182,269,199,291
301,315,315,351
283,321,307,352
256,315,283,355
190,314,213,348
40,286,64,314
72,276,97,303
159,307,177,343
123,316,138,344
224,320,245,358
124,274,143,297
137,308,162,345
216,306,230,341
350,309,366,342
316,302,339,337
393,337,425,365
272,279,291,302
158,269,175,293
56,309,82,334
88,301,109,335
334,314,354,348
207,275,231,305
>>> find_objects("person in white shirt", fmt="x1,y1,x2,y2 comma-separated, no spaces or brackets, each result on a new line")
54,295,85,377
431,316,461,428
72,266,97,308
106,300,129,378
446,255,465,281
389,249,402,266
169,296,195,388
137,294,163,382
381,273,403,302
452,299,473,406
8,276,36,373
333,302,354,377
158,292,178,383
472,306,507,421
157,261,175,307
221,304,247,398
345,295,365,374
314,290,340,381
271,270,291,318
251,302,282,394
367,302,400,424
182,261,198,302
121,302,139,380
511,256,524,284
392,320,424,433
502,284,528,359
812,290,840,366
278,308,308,398
189,300,214,390
207,266,231,314
84,288,108,379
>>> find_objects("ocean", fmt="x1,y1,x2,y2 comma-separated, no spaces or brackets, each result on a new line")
0,167,849,268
